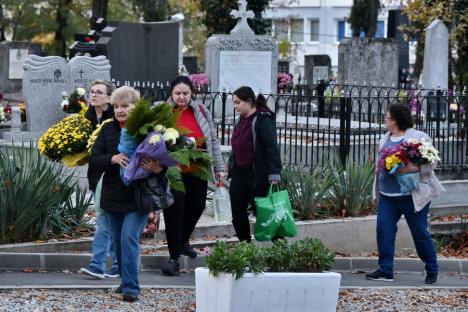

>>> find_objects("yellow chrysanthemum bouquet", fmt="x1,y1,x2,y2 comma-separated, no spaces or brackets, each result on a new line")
38,113,93,166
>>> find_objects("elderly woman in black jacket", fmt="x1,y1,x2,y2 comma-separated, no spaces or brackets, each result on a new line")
89,86,162,302
80,79,118,280
229,86,282,242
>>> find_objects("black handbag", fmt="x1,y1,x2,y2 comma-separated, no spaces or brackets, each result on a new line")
134,174,174,213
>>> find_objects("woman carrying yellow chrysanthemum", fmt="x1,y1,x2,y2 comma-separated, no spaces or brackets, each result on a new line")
80,80,120,282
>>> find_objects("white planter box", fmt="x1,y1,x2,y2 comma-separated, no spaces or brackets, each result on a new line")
195,267,341,312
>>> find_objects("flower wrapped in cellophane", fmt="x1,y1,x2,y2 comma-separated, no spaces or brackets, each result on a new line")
120,98,213,192
38,113,92,166
377,138,440,192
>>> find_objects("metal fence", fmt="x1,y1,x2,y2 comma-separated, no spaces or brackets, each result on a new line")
119,80,468,172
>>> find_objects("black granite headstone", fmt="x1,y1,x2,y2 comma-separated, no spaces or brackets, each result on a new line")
387,10,409,70
278,60,290,73
0,41,42,94
183,56,198,74
304,55,331,85
96,21,179,83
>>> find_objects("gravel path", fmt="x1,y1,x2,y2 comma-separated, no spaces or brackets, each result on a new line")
0,288,466,311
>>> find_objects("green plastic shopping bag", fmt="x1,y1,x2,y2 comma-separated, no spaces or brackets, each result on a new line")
254,185,297,241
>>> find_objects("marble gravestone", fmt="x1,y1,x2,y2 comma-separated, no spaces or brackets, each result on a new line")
304,55,331,85
22,56,70,137
205,0,278,94
338,38,399,87
68,56,111,90
3,55,111,140
422,19,448,90
422,19,449,121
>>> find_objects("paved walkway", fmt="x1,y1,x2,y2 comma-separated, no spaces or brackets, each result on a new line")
0,270,466,289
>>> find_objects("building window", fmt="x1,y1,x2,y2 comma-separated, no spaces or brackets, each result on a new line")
375,21,385,38
310,20,319,42
273,19,288,41
290,19,304,42
337,21,345,41
337,20,352,41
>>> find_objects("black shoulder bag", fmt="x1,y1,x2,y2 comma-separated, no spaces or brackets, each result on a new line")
134,174,174,213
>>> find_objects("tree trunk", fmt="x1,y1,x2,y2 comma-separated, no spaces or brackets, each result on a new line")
54,0,72,57
413,38,424,83
0,4,6,41
90,0,108,29
366,0,380,38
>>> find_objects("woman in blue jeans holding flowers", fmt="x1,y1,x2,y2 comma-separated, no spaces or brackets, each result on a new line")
89,86,162,302
367,103,444,284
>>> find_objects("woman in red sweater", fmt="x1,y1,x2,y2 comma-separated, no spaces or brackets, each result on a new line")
159,76,224,276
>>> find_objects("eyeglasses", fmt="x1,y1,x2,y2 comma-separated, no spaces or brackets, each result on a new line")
90,90,106,96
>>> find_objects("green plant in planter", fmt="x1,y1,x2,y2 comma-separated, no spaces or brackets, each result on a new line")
205,239,335,279
280,164,334,219
323,154,375,217
204,241,266,279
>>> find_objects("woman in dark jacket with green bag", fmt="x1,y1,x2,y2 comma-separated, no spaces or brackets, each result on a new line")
89,86,163,302
229,86,282,242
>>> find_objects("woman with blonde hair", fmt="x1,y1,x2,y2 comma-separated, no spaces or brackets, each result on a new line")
89,86,162,302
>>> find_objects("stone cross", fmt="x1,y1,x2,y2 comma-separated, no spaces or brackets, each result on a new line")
230,0,255,35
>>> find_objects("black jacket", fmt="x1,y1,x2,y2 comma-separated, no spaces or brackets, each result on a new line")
231,111,282,186
84,105,114,129
85,105,114,192
88,118,137,213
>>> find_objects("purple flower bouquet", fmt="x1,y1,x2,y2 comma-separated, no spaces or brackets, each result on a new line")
123,131,178,182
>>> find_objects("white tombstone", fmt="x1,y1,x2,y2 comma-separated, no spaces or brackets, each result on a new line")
68,55,111,90
13,55,111,139
422,19,448,90
22,55,69,137
205,0,278,94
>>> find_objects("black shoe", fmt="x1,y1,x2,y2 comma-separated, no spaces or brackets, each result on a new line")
181,244,197,258
161,259,180,276
115,285,123,294
425,272,438,284
123,293,139,302
365,270,394,282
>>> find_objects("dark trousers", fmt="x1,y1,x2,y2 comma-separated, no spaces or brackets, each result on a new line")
229,166,269,242
163,173,207,259
377,194,438,275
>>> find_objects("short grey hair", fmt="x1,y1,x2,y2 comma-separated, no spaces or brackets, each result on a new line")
90,80,115,96
110,86,140,106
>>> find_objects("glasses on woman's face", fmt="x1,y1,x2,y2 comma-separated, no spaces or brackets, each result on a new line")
90,90,106,96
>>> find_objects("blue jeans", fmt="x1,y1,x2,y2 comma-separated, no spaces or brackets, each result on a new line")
108,210,148,295
88,211,118,273
377,194,438,275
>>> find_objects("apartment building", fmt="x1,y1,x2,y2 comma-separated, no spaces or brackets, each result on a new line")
265,0,389,78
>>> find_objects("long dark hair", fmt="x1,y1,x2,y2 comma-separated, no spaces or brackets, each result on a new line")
233,86,271,112
170,75,194,93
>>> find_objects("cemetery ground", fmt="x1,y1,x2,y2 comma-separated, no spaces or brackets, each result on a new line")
0,213,467,311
